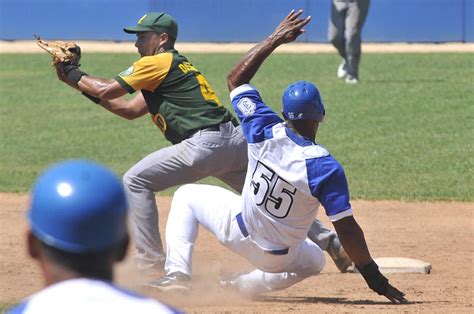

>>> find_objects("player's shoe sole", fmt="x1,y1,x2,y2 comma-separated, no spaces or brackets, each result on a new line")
345,75,359,85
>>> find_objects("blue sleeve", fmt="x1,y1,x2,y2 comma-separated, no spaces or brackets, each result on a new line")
7,301,28,314
230,84,283,143
306,156,351,216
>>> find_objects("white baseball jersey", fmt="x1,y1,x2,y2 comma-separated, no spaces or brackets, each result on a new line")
230,84,353,250
8,278,180,314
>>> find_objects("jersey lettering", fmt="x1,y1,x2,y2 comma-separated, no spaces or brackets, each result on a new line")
196,74,222,106
177,61,221,106
251,161,296,218
178,61,198,74
151,113,167,132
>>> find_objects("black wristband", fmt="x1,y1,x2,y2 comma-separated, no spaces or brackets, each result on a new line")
356,260,389,295
82,92,101,104
67,68,87,86
61,63,87,86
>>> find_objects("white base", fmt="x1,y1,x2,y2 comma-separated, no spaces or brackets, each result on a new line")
352,257,432,274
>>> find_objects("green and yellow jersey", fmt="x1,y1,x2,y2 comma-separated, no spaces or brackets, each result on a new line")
115,49,235,144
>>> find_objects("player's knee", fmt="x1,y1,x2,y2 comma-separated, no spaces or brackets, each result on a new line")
122,167,147,191
298,250,326,277
345,30,361,43
315,254,326,274
170,185,197,212
174,185,191,197
328,33,344,47
173,184,198,201
122,168,135,188
309,250,326,275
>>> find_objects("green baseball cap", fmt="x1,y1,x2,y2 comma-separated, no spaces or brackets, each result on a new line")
123,12,178,39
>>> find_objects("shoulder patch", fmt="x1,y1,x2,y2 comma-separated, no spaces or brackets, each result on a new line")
119,66,134,77
237,97,256,116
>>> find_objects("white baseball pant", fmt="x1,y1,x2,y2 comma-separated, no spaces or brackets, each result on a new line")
164,184,326,296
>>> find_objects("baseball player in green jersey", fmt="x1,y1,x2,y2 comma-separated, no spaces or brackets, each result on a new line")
54,12,351,274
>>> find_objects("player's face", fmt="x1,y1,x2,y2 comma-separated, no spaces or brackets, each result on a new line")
135,32,162,56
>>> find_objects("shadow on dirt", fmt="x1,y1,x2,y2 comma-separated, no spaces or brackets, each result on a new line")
260,295,422,305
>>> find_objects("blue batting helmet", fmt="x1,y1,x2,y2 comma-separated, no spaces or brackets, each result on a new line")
28,159,128,253
282,80,325,122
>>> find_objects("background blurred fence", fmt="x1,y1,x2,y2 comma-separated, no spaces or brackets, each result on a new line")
1,0,473,42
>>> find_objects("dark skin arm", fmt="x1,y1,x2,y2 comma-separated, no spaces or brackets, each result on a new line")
56,68,148,120
227,9,311,91
333,216,408,303
332,216,372,265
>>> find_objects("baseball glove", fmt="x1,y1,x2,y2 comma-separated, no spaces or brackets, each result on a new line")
35,35,81,66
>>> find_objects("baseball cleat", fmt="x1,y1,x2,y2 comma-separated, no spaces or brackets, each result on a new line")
327,236,353,273
337,61,348,79
345,75,359,85
219,274,239,290
145,272,191,293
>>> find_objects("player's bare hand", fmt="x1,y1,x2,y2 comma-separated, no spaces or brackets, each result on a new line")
356,260,408,304
383,283,408,304
269,9,311,45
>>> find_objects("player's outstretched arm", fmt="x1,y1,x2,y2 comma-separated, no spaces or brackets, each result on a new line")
333,216,408,304
227,9,311,92
56,62,127,100
55,63,147,120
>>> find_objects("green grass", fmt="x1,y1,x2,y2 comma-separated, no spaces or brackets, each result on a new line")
0,52,472,200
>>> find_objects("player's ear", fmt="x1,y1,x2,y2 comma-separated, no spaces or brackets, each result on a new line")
114,235,130,262
27,230,41,260
159,32,170,48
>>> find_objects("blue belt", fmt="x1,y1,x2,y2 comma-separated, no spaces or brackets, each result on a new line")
236,213,289,256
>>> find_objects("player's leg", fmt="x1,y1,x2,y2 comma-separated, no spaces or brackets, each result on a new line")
307,218,335,251
307,219,352,272
147,184,242,291
222,239,325,296
344,0,370,82
164,184,240,275
328,0,348,78
123,139,220,269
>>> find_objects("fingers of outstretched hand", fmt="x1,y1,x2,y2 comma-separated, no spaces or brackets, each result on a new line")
296,15,311,28
288,9,304,20
285,9,296,19
385,285,408,304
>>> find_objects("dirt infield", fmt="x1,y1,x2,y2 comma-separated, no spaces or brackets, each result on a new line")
1,41,474,54
1,193,472,312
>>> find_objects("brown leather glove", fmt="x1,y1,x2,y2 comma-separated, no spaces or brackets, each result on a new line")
35,35,81,66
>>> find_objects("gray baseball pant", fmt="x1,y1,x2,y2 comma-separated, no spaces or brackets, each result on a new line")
328,0,370,79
